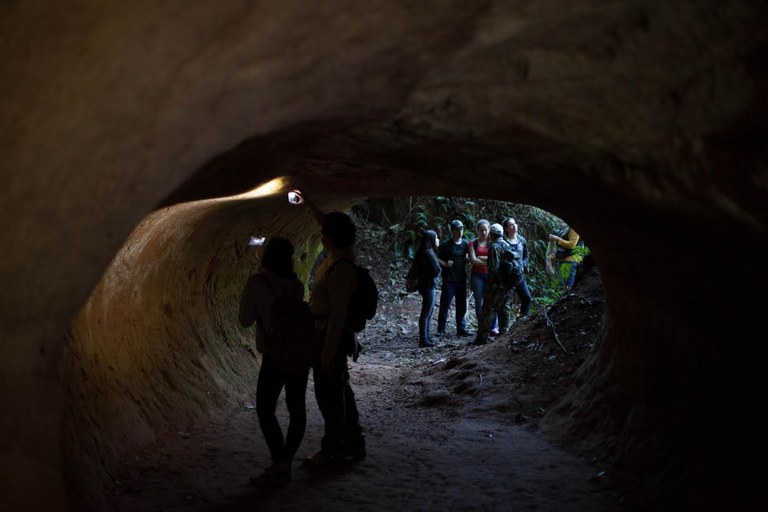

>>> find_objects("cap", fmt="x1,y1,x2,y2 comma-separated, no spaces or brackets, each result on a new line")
489,223,503,236
449,219,464,229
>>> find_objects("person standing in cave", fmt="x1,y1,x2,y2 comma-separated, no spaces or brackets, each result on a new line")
238,237,308,485
470,223,513,346
468,219,499,336
548,224,581,291
436,219,472,338
502,217,532,319
414,229,442,347
302,209,367,466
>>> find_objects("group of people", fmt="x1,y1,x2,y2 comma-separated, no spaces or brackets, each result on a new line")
411,217,580,347
237,202,580,487
239,207,366,486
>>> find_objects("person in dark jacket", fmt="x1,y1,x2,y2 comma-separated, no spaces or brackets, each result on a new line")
436,219,472,337
414,230,441,347
502,217,532,319
471,224,513,346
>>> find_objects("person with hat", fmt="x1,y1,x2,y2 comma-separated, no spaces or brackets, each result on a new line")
436,219,472,338
470,223,514,346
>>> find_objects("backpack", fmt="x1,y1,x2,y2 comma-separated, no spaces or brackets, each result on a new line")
257,278,321,372
498,241,523,289
405,259,419,293
331,259,379,333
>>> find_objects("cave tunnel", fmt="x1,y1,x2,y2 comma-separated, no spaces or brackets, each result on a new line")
1,1,767,511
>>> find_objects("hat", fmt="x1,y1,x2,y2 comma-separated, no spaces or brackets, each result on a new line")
489,223,503,236
449,219,464,229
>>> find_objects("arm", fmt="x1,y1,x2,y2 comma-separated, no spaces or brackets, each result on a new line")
549,229,579,249
321,262,356,372
522,238,529,269
487,244,501,275
427,250,442,278
436,242,450,268
298,191,326,226
468,241,487,267
291,279,305,301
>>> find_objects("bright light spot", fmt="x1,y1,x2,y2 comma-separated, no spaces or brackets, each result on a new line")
248,236,266,246
287,189,304,205
238,177,288,199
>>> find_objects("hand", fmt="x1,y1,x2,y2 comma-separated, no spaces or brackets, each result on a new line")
548,234,557,242
447,260,454,268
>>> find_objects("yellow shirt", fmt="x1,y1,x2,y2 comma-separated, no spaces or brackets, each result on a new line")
556,229,580,262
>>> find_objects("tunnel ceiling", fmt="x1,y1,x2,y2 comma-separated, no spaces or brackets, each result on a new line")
2,1,768,511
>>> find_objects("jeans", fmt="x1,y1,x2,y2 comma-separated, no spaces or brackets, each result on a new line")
512,278,532,317
476,287,512,343
560,261,578,288
312,330,364,455
437,280,468,334
470,272,497,331
256,354,310,465
419,285,436,342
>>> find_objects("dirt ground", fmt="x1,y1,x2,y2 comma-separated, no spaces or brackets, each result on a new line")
109,221,631,511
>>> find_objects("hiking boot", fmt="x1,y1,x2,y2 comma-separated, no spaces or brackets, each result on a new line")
343,436,366,461
250,463,291,486
490,329,500,337
419,339,434,348
457,330,472,337
302,450,342,468
342,445,367,462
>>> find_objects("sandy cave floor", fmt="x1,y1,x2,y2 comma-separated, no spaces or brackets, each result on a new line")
109,223,634,511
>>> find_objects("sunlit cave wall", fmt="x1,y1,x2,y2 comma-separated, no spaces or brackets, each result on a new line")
59,194,330,510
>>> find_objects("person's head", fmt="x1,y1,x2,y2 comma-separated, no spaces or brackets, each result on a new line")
321,211,357,251
502,217,518,237
449,219,464,241
261,236,296,278
476,219,490,240
489,223,503,241
418,230,438,252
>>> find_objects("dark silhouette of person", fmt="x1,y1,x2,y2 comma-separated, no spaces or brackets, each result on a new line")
239,236,308,485
304,211,367,466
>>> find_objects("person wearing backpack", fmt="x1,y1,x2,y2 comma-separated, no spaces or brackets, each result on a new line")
414,229,441,347
502,217,532,320
436,219,473,338
468,219,499,337
304,211,367,466
470,224,513,346
548,224,581,291
238,237,309,485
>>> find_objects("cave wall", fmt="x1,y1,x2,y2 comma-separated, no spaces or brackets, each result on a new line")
2,1,767,510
